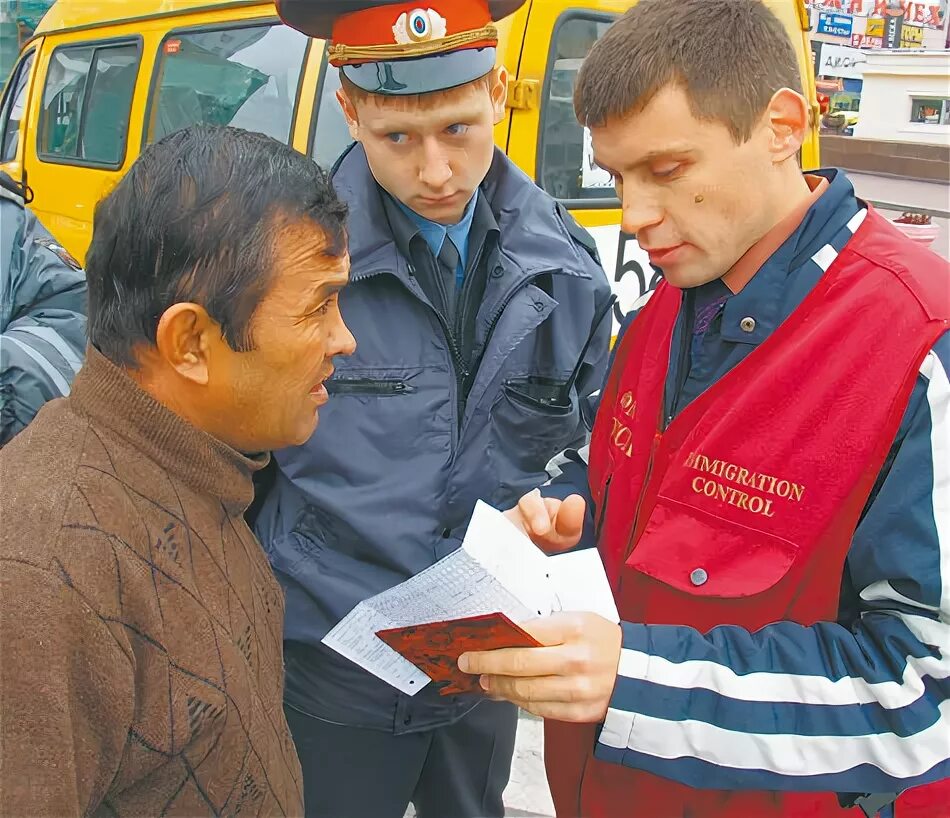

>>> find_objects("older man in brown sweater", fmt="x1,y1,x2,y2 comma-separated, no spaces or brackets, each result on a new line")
0,126,355,817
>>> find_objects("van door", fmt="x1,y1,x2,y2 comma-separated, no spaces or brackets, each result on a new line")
507,0,654,335
0,41,42,187
24,35,144,261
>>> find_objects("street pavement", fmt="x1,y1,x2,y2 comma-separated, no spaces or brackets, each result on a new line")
403,711,555,818
504,713,556,818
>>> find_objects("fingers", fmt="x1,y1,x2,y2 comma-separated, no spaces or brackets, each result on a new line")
459,643,568,677
480,671,593,705
517,489,551,536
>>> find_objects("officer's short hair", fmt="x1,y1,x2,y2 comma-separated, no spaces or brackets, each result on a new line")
85,125,347,368
574,0,803,143
339,67,495,112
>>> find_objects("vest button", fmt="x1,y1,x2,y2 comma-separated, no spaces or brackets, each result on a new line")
690,568,708,586
491,265,504,278
534,301,545,312
740,317,756,333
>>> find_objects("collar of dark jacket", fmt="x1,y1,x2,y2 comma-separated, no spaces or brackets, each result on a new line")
333,143,594,287
381,186,499,274
706,167,861,344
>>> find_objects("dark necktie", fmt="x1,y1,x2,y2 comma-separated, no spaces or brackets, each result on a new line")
437,237,461,318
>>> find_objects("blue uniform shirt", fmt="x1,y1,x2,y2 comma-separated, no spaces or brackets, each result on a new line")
396,193,477,289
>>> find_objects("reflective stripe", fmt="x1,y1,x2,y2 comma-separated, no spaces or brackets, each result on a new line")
847,208,868,234
920,350,950,617
0,334,71,396
812,244,838,272
602,698,950,779
13,325,82,374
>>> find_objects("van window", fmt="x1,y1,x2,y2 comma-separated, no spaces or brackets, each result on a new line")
148,24,308,145
311,59,352,171
538,14,614,203
0,50,35,163
40,41,140,166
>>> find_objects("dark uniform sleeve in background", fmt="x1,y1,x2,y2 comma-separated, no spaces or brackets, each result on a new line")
0,177,87,446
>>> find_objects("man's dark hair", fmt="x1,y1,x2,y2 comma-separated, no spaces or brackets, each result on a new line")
574,0,803,142
86,125,348,367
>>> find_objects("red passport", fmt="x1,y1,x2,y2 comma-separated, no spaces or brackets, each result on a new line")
376,612,542,695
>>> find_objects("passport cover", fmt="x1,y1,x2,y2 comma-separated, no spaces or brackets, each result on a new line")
376,612,542,695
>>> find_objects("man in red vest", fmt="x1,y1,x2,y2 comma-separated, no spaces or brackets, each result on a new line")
458,1,950,816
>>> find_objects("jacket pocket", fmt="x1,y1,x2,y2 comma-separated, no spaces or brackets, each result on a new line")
621,494,801,629
326,377,416,396
489,377,581,488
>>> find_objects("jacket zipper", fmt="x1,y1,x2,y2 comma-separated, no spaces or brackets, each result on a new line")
327,378,413,396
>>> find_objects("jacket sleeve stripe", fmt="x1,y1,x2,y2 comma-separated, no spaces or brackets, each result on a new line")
599,698,950,780
13,325,83,375
613,640,947,709
1,335,72,396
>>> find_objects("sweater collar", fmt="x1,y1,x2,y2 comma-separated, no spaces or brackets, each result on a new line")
70,346,268,514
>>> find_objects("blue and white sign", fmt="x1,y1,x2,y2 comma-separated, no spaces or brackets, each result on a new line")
817,12,854,38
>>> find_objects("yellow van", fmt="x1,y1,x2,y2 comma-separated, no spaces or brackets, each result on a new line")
0,0,819,323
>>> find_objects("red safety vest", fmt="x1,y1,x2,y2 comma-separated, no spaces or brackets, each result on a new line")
545,208,950,818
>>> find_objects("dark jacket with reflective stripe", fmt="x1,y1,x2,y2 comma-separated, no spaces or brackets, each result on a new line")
254,145,612,732
0,178,87,446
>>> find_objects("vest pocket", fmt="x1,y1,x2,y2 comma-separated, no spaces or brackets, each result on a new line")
625,494,799,602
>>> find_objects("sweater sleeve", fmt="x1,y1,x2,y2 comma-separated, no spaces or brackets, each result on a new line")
593,333,950,795
0,560,134,817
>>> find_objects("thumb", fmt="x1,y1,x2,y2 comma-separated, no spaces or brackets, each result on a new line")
553,494,586,539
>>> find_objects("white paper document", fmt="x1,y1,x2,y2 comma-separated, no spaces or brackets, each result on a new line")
322,501,619,695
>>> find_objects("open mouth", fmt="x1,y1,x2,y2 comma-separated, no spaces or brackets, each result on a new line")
309,370,333,403
644,243,687,266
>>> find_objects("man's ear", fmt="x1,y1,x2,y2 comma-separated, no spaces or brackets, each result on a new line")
765,88,808,165
490,65,509,124
336,86,361,141
154,302,215,386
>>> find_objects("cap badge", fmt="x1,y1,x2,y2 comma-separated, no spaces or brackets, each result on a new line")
393,8,448,44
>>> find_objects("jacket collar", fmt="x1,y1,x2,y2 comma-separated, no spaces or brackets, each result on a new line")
702,168,862,345
332,143,594,288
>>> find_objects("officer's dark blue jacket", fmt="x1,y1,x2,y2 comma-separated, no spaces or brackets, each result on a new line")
255,144,612,732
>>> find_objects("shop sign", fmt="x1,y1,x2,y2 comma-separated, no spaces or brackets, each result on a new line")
818,43,868,78
807,1,945,29
851,33,885,46
900,23,925,44
817,11,854,36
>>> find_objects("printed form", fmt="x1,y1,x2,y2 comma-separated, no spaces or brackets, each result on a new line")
323,501,618,695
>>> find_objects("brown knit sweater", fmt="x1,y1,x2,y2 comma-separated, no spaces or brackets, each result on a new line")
0,347,303,817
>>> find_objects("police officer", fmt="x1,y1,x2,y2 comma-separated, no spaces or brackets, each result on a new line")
253,2,612,816
463,2,950,817
0,172,86,446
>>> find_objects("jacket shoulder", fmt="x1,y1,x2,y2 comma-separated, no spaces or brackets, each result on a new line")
850,208,950,321
555,201,601,266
